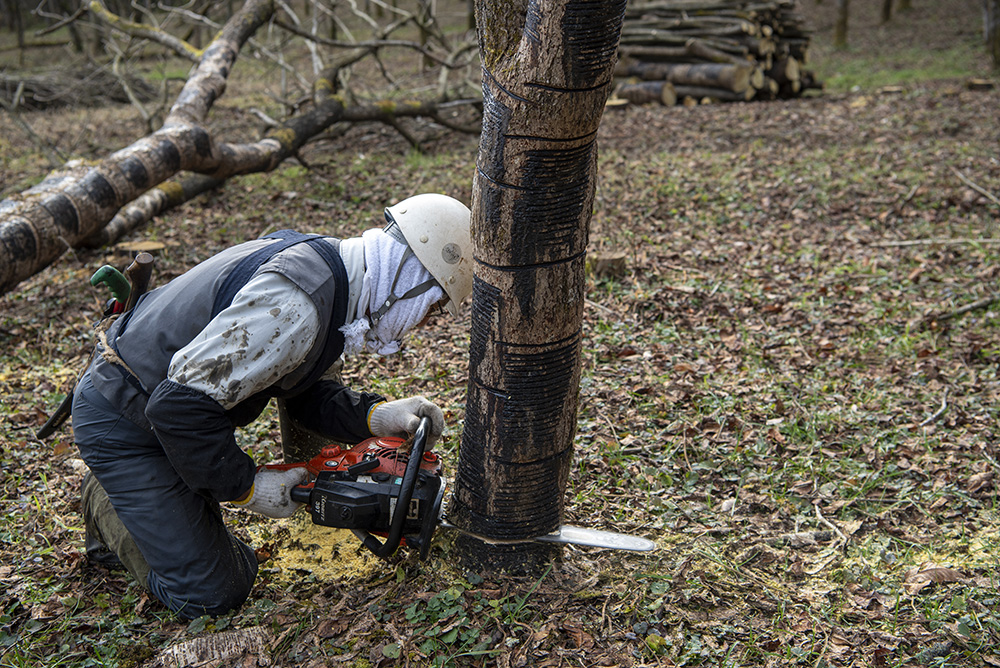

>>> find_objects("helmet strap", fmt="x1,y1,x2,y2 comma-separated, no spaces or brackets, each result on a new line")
369,245,440,325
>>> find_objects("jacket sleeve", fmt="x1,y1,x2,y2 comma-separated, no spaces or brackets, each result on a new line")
145,379,257,502
283,379,386,444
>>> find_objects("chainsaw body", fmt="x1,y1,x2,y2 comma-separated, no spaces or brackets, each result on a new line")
267,419,445,560
266,418,658,559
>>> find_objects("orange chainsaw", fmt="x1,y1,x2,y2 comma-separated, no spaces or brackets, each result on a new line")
268,417,656,560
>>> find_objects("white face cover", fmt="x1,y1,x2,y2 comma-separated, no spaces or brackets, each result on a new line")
340,229,444,356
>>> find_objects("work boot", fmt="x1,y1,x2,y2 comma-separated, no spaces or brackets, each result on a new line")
85,530,124,569
81,472,152,589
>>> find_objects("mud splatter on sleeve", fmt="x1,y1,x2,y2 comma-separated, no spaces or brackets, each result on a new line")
167,272,320,409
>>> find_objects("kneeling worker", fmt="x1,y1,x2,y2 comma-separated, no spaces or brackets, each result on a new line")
72,193,471,619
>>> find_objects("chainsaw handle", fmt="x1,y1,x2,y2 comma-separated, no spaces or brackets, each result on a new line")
353,416,431,558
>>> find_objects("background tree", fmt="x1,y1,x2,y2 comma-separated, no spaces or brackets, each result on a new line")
987,0,1000,68
448,0,627,569
834,0,849,48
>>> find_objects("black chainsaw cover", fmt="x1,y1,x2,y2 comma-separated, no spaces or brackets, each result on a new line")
296,470,442,535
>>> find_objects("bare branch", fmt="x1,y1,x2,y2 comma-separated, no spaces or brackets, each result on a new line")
110,46,160,132
89,0,202,62
0,84,67,168
273,18,468,69
33,6,88,37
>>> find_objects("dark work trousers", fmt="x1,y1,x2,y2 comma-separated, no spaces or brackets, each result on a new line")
72,368,259,619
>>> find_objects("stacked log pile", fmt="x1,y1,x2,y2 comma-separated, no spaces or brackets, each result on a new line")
613,0,819,107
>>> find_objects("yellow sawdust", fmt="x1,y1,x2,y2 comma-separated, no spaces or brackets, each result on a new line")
268,511,382,583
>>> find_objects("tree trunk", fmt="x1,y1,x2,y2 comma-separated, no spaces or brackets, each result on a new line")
834,0,849,48
987,0,1000,70
449,0,626,572
881,0,892,24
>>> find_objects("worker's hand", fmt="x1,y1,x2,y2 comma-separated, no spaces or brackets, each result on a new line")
369,396,445,444
229,467,309,519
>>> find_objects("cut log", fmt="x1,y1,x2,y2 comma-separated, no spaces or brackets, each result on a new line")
684,37,747,64
624,17,761,36
673,84,755,102
767,56,800,86
618,0,816,106
617,61,753,93
619,45,692,62
616,80,678,105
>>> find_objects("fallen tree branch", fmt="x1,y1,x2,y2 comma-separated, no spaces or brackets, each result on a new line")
82,173,225,248
0,0,485,296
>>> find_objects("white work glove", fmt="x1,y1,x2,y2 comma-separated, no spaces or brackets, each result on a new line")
369,396,445,444
229,467,309,519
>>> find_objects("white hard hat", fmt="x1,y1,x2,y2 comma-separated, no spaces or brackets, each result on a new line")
383,193,472,317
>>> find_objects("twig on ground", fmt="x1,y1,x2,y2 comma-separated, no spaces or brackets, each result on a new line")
871,238,1000,248
952,167,1000,207
249,107,281,128
813,503,848,545
804,503,848,576
585,299,617,316
812,631,831,668
919,390,949,427
929,295,999,323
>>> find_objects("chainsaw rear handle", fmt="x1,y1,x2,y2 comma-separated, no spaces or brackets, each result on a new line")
351,415,432,559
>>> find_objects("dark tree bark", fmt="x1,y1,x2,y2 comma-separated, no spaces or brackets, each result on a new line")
834,0,849,48
449,0,626,570
987,0,1000,69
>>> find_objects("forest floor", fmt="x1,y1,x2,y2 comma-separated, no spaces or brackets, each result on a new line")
1,0,999,667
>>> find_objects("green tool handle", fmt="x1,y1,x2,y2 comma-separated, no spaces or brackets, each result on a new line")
90,265,131,304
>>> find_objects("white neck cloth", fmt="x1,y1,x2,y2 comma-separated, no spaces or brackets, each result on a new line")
340,228,443,356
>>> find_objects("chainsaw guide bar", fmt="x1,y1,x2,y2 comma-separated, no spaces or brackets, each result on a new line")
438,520,656,552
